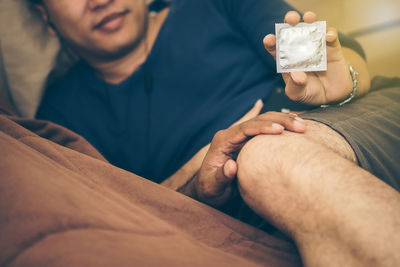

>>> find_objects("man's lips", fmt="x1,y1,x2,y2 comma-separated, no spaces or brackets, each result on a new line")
93,10,129,31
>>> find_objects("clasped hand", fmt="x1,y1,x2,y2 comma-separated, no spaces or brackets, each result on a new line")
193,101,306,207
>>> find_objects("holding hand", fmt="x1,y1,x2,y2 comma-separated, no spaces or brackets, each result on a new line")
264,11,368,105
187,110,306,207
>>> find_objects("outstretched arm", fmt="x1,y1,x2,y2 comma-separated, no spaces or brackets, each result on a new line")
161,100,265,191
176,111,306,207
162,103,307,207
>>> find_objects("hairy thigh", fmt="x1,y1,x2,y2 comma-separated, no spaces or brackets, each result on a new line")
301,120,357,163
236,119,357,186
235,122,358,232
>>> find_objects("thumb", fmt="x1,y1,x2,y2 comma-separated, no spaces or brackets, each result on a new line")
215,159,237,187
195,160,235,207
285,71,308,101
223,159,238,180
211,159,237,196
232,99,264,126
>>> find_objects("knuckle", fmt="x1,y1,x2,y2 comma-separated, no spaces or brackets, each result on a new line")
258,112,272,119
212,130,227,143
238,120,253,131
198,183,217,199
286,89,309,103
202,188,216,198
238,122,247,130
264,111,280,117
214,130,225,139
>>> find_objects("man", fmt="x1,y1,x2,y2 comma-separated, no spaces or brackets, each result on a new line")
31,0,400,265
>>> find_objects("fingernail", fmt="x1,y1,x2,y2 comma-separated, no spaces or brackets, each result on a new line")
265,34,274,39
293,117,306,128
294,116,304,122
272,123,284,130
327,31,336,37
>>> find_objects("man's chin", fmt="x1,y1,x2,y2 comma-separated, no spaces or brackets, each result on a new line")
96,42,141,61
73,38,143,63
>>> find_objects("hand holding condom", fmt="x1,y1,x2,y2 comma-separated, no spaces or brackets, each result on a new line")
264,11,354,106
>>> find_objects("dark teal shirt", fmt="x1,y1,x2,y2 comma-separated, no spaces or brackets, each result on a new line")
37,0,365,182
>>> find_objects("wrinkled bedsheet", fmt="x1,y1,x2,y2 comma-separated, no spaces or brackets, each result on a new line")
0,96,301,266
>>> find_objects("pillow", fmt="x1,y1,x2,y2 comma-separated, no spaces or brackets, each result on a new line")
0,41,19,116
0,0,61,118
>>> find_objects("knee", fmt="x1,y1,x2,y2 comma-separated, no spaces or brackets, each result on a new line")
236,131,319,201
236,135,280,183
236,132,317,232
237,131,305,181
237,132,296,192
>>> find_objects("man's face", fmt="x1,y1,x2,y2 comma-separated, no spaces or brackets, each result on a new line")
42,0,148,60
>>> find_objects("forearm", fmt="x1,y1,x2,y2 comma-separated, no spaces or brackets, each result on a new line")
161,144,209,191
342,46,371,97
176,172,198,199
161,99,264,192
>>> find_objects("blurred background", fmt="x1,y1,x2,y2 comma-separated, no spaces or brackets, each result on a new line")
286,0,400,77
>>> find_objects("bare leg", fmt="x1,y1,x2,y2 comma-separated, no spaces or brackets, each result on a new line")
236,122,400,267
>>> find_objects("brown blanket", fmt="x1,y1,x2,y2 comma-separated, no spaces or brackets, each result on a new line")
0,101,301,266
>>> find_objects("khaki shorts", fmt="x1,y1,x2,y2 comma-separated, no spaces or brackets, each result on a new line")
271,76,400,191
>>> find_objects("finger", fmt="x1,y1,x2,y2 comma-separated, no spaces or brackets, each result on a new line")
238,115,307,139
238,120,284,137
223,159,238,180
232,99,264,126
284,11,301,25
211,121,283,150
326,27,341,48
257,111,307,133
263,34,277,60
220,113,307,144
210,163,235,195
287,73,327,105
211,113,308,153
290,71,307,85
284,72,308,102
265,33,290,83
303,11,317,23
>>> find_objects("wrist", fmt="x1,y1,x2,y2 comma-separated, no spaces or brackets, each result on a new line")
177,172,199,199
321,62,358,108
340,47,371,97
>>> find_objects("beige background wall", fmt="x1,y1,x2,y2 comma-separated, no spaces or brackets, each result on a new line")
286,0,400,77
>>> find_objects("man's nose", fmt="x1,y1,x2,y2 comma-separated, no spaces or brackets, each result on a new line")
88,0,113,11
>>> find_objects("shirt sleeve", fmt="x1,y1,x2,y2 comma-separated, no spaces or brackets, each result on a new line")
217,0,296,65
338,32,367,60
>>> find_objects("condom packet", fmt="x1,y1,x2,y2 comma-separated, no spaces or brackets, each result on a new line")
275,21,327,73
